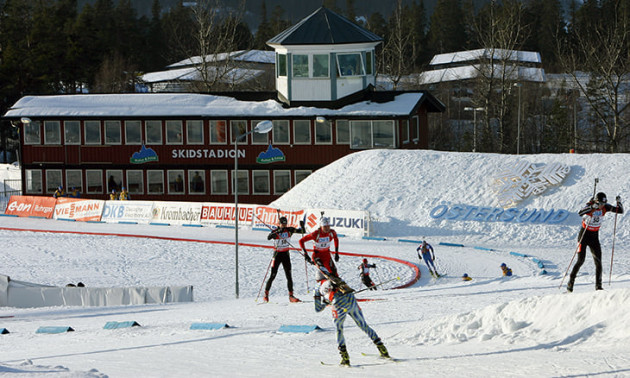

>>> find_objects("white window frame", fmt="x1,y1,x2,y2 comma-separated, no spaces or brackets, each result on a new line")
125,120,142,145
147,170,164,194
126,170,144,195
86,169,103,194
252,170,270,195
293,120,311,145
273,170,291,195
211,170,228,195
145,120,163,145
186,120,204,145
315,120,333,145
65,169,83,192
335,119,350,145
188,169,206,194
166,120,184,145
209,120,228,145
24,121,41,145
64,121,81,145
84,120,101,145
231,169,249,195
46,169,63,193
25,169,43,193
272,120,290,145
44,121,61,145
294,170,312,186
104,120,122,145
168,170,185,195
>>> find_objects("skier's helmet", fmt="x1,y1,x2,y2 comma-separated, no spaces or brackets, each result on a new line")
363,258,368,263
58,186,63,191
500,263,507,268
596,192,608,204
320,217,330,227
462,273,469,278
279,216,288,224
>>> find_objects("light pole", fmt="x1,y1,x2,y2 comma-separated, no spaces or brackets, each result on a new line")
573,100,578,153
464,107,485,152
234,120,273,299
514,82,522,154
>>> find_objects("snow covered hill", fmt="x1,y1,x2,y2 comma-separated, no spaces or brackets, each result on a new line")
1,150,630,377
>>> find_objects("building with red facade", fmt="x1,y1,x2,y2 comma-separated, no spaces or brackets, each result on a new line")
2,7,444,204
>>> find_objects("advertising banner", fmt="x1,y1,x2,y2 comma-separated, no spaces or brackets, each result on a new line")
5,196,56,218
53,198,105,222
199,202,256,226
151,201,203,225
253,206,305,229
303,208,369,237
101,201,155,223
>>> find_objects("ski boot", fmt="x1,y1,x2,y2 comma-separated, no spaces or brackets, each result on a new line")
289,292,301,303
263,290,269,302
596,285,603,291
566,281,573,293
375,339,390,358
339,345,350,366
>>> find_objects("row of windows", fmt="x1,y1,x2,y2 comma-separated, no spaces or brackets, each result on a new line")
25,168,312,196
22,119,415,149
276,51,374,78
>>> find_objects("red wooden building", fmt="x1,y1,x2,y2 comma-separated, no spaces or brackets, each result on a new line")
2,7,444,204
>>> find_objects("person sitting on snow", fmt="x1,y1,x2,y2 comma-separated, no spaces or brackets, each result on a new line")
500,263,513,277
462,273,472,281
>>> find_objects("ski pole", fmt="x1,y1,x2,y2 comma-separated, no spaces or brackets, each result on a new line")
256,252,276,302
354,276,401,294
609,202,620,286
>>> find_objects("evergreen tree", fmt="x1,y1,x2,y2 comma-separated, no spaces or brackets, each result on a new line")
427,0,467,54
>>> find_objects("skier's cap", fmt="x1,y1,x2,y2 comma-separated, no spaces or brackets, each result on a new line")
320,217,330,227
500,263,507,267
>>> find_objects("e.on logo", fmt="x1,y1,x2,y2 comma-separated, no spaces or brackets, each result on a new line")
7,201,32,213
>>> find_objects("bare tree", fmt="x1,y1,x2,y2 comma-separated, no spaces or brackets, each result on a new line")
167,0,250,92
381,0,416,90
469,0,528,153
557,4,630,153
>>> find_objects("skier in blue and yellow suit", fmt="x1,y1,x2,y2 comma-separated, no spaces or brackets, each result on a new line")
314,278,389,365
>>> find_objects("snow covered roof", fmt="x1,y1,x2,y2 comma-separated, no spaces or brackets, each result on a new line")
418,64,546,84
430,49,542,66
3,92,429,119
267,7,382,46
140,66,265,84
167,50,275,69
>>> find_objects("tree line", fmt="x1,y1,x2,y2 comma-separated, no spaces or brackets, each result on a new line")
1,0,629,154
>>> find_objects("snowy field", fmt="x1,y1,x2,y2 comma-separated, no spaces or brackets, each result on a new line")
2,150,630,377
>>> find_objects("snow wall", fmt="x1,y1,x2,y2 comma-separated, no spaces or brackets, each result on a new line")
0,274,193,308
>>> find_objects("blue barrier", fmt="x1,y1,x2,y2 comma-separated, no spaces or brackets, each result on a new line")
277,325,321,333
509,251,528,258
439,242,464,247
104,321,141,329
0,214,17,217
398,239,422,244
36,326,74,334
118,221,138,225
190,322,230,330
149,222,170,226
474,246,495,251
362,236,386,241
0,328,9,334
252,227,269,232
87,220,104,223
28,216,47,219
216,225,235,229
183,224,203,227
58,218,75,222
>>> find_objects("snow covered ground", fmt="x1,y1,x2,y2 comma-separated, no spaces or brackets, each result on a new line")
1,150,630,377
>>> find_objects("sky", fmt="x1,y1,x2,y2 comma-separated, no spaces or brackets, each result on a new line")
1,149,630,377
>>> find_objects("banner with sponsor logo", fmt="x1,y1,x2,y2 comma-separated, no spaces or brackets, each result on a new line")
253,206,305,229
303,209,369,237
151,201,203,225
101,201,154,223
5,196,56,218
199,202,256,226
53,198,105,222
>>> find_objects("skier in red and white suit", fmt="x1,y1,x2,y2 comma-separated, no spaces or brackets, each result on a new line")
299,217,340,281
